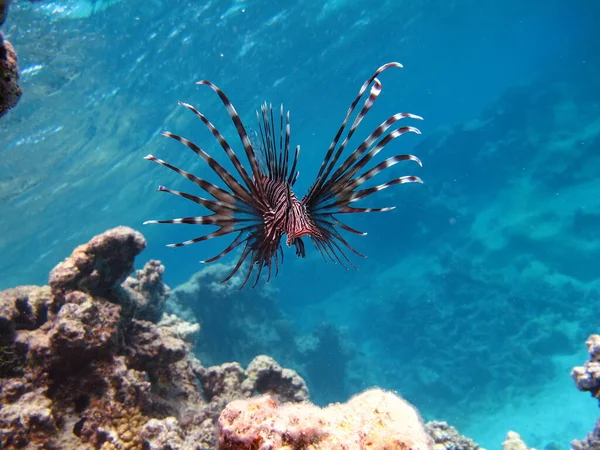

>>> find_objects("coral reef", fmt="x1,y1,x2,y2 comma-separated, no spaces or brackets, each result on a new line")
241,355,309,403
501,432,534,450
169,264,352,406
157,312,200,346
425,421,482,450
123,259,170,322
0,0,9,26
0,226,533,449
572,420,600,450
0,227,307,449
49,226,169,323
571,334,600,399
49,226,146,302
0,0,21,117
0,31,21,117
169,264,296,367
571,335,600,450
218,387,432,450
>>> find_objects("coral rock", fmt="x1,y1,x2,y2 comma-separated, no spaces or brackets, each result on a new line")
198,362,246,403
196,355,309,407
18,291,120,372
502,431,534,450
75,356,151,448
126,319,187,371
218,388,432,450
571,336,600,449
0,0,9,26
0,285,52,334
572,418,600,450
586,335,600,362
0,32,21,117
571,334,600,397
0,389,56,448
242,355,309,403
122,260,170,322
0,227,311,449
49,226,146,302
425,420,483,450
157,312,200,346
141,417,185,449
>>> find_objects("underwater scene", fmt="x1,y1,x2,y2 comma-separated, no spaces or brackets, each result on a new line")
1,0,599,448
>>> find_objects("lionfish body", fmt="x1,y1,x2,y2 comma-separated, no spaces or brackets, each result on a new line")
144,62,423,288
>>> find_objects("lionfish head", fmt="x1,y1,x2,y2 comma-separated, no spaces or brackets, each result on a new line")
285,218,324,248
143,62,423,289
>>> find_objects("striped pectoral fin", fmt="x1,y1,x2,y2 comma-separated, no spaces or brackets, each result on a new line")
311,233,358,269
152,185,249,215
319,79,383,187
306,120,423,209
335,206,397,213
333,126,422,189
323,154,422,202
220,241,253,285
143,213,237,226
144,155,247,207
161,131,256,206
347,175,423,204
250,260,266,288
352,154,422,187
196,80,262,183
288,145,300,185
329,216,367,235
201,231,250,263
164,225,241,248
307,62,404,202
329,116,422,185
177,101,257,196
314,219,367,259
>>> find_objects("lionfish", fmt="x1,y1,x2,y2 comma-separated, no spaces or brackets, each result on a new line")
144,62,423,289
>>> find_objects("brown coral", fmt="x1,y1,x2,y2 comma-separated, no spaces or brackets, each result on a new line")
122,259,170,323
0,0,9,26
49,226,146,302
241,355,309,403
20,290,121,372
571,335,600,450
571,334,600,398
126,319,187,371
425,420,482,450
0,32,22,117
196,355,309,407
0,227,310,449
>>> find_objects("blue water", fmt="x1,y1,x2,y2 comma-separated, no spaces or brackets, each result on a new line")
1,0,599,448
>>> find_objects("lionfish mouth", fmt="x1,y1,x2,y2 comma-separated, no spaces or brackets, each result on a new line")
143,62,423,289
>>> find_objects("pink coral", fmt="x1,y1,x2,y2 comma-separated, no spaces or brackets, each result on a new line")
218,387,432,450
